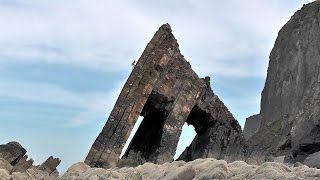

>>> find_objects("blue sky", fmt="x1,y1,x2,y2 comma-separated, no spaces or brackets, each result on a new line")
0,0,313,173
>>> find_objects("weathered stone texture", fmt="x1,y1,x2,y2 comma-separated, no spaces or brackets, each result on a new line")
11,155,33,173
0,142,26,166
0,142,60,178
85,24,244,168
178,81,244,162
303,151,320,168
62,159,320,180
243,114,261,140
245,1,320,164
38,156,61,175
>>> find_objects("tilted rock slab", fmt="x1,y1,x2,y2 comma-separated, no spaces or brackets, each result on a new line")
245,1,320,164
85,24,244,168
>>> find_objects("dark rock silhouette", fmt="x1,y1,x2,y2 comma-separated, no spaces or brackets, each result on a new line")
244,1,320,166
85,24,245,168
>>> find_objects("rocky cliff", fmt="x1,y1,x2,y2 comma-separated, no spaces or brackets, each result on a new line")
244,1,320,167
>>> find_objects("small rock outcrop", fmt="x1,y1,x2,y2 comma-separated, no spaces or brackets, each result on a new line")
0,142,27,166
304,151,320,168
85,24,245,168
38,156,61,176
244,1,320,166
11,155,34,173
243,114,262,140
0,141,60,179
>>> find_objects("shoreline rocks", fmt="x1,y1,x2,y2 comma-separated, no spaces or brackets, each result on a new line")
0,142,61,179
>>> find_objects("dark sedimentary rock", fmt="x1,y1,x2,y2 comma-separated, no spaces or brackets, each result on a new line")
0,142,26,166
178,81,244,162
0,142,60,177
245,1,320,164
85,24,244,168
243,114,261,140
11,155,33,173
38,156,61,175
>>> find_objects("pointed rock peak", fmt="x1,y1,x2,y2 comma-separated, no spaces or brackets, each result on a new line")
159,23,172,33
85,23,244,168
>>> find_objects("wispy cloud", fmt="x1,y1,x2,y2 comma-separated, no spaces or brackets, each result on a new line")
0,0,314,77
0,78,123,126
0,0,157,71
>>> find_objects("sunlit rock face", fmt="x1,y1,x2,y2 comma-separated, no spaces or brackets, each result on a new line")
85,24,244,169
245,1,320,165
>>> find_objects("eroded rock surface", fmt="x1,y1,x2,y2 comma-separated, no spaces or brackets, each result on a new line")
62,158,320,180
304,151,320,168
0,142,26,166
11,155,33,173
38,156,61,176
85,24,244,168
243,114,261,140
0,142,60,178
245,1,320,165
177,83,244,163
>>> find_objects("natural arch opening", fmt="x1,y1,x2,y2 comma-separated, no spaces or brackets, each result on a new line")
186,105,214,135
121,91,174,163
176,105,214,161
120,116,143,158
174,123,196,160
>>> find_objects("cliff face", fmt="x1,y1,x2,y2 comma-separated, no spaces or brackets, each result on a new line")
85,24,244,169
245,1,320,165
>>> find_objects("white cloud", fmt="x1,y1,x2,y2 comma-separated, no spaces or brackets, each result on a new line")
127,0,313,77
0,0,313,77
0,78,124,126
0,0,158,71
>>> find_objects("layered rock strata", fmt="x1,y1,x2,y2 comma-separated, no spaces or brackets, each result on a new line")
85,24,244,168
0,142,60,178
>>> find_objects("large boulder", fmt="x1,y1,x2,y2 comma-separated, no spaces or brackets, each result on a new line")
0,142,26,165
303,151,320,168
